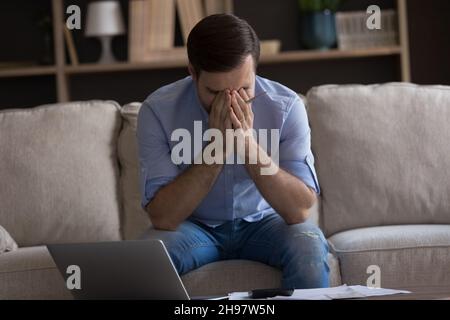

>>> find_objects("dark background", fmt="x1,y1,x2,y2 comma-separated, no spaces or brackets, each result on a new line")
0,0,449,108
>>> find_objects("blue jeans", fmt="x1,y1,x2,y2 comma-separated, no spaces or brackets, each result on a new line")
139,213,330,289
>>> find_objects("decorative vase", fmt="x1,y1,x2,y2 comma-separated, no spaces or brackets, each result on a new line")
300,9,337,50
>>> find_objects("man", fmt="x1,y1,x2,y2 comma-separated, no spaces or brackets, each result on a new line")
137,14,329,289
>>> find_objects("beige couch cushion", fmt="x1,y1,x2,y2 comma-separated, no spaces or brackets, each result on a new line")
118,103,151,240
0,101,123,246
307,83,450,236
0,225,18,254
328,224,450,289
182,260,282,296
0,246,71,299
182,253,341,296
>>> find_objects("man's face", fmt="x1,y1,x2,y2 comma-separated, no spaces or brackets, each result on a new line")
191,55,256,112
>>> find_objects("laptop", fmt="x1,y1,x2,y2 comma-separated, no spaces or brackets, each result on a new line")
47,239,193,300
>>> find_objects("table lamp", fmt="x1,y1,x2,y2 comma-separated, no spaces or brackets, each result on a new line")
85,1,125,64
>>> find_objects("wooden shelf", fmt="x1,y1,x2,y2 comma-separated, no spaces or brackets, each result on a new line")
65,58,189,74
260,46,402,63
1,0,410,104
0,46,402,78
0,65,56,78
64,46,402,75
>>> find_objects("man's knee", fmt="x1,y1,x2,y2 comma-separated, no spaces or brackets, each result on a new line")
282,222,328,256
279,222,330,288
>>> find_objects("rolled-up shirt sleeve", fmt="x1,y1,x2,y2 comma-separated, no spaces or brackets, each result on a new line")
137,102,180,208
278,96,320,194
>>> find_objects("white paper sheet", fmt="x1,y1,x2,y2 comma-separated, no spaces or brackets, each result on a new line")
228,285,411,300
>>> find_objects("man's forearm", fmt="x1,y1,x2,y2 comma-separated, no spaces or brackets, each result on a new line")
244,141,316,224
145,162,222,231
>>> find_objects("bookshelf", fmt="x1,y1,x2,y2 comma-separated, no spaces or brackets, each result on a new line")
0,0,411,106
0,66,57,78
60,45,402,74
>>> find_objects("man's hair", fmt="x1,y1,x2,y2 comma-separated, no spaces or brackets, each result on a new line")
187,14,260,76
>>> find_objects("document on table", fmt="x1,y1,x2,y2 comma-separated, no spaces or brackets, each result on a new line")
228,285,410,300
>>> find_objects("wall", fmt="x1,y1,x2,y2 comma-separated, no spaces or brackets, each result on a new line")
0,0,448,108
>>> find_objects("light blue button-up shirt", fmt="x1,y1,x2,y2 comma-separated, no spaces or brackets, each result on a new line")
137,75,320,227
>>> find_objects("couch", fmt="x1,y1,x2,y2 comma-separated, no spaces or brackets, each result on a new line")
0,83,449,299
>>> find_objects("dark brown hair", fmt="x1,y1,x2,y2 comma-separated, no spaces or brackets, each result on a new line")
187,14,260,76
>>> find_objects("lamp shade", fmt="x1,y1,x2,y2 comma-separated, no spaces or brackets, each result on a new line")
85,1,125,37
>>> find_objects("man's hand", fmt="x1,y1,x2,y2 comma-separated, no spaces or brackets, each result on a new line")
209,90,232,134
229,88,254,132
229,89,257,161
208,89,261,163
208,90,233,162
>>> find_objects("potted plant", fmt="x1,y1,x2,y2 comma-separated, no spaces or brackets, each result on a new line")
298,0,341,50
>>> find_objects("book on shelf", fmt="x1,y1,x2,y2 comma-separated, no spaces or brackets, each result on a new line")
203,0,233,16
260,40,282,56
129,0,143,61
128,0,233,63
138,46,187,63
129,0,176,62
176,0,205,44
145,0,175,51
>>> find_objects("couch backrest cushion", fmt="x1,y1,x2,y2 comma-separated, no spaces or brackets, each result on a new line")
307,83,450,236
0,101,122,246
118,103,151,240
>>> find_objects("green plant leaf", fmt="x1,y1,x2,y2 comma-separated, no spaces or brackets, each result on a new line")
298,0,342,12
